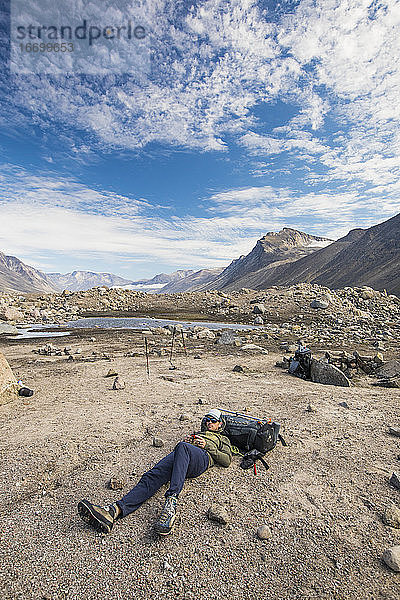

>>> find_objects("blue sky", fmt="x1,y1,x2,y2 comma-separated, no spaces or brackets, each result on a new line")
1,0,400,279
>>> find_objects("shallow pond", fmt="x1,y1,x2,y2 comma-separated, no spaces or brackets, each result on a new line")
9,316,257,340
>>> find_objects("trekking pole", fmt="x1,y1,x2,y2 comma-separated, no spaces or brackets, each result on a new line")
217,408,270,423
144,337,150,380
181,329,187,356
169,326,176,365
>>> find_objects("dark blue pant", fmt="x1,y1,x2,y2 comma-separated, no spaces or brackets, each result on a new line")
117,442,209,517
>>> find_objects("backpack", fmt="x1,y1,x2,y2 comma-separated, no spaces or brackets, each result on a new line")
289,346,312,379
220,414,286,455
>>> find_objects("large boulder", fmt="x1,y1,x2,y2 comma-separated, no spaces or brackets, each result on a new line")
0,350,19,405
310,359,351,387
0,307,24,322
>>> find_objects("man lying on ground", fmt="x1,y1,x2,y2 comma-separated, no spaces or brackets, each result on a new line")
77,409,232,535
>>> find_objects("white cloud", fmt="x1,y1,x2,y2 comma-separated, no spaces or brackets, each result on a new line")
0,163,398,275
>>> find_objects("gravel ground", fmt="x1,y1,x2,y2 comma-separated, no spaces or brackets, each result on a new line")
0,330,399,600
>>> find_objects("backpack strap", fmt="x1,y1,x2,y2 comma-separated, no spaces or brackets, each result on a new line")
278,434,287,447
240,449,270,472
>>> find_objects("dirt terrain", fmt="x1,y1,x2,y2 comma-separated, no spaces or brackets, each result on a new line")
0,325,399,600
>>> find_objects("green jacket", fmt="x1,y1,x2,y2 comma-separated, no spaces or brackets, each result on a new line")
195,431,232,468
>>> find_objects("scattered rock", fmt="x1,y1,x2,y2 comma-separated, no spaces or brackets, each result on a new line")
256,524,272,540
240,344,268,354
310,298,329,309
33,344,63,356
382,546,400,572
254,316,264,325
105,368,118,378
233,365,247,373
252,304,266,314
378,360,400,379
388,427,400,438
382,504,400,528
0,306,24,321
389,472,400,490
217,330,236,345
0,323,18,335
376,378,400,389
179,413,190,421
306,403,317,413
107,477,125,490
338,401,349,408
112,377,125,390
153,437,165,448
207,504,229,525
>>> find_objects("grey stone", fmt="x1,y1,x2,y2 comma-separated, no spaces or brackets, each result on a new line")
105,368,118,378
0,307,24,321
0,323,18,335
383,504,400,528
275,360,286,368
179,413,190,421
306,403,317,413
339,401,349,408
252,304,266,314
382,546,400,572
310,359,351,387
217,330,235,345
256,524,272,540
378,359,400,379
254,316,264,325
310,298,329,309
112,377,125,390
153,437,165,447
233,365,247,373
388,427,400,438
240,344,268,354
360,287,376,300
389,472,400,490
378,378,400,388
197,328,215,339
207,504,229,525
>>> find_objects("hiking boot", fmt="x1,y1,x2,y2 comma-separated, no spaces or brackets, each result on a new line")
154,495,177,535
77,499,119,533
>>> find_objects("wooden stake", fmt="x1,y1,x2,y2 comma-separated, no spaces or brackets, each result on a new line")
169,326,176,365
144,337,150,379
181,329,187,356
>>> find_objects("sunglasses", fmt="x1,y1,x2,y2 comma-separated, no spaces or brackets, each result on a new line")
205,417,219,423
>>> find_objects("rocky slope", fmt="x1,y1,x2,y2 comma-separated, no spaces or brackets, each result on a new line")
189,228,332,292
313,212,400,293
242,213,400,296
0,251,58,294
229,228,365,291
